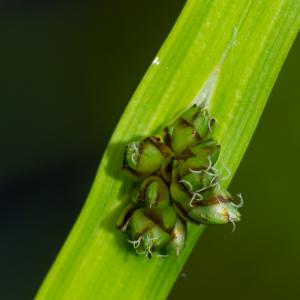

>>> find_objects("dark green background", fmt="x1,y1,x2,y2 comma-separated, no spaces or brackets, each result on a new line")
1,1,299,299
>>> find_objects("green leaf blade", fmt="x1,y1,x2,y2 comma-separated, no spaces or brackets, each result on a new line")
36,1,300,300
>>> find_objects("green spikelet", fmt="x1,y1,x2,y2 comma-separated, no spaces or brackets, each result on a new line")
123,136,173,179
165,105,215,156
117,176,186,257
117,105,242,257
187,188,242,226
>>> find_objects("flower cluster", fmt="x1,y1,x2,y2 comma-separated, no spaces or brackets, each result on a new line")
117,105,242,257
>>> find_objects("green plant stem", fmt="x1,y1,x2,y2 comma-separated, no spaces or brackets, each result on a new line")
36,1,300,299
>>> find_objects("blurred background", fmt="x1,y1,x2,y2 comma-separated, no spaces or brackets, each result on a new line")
0,1,299,299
